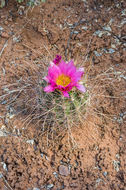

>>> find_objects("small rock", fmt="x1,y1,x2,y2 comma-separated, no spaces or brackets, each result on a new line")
4,20,8,25
120,75,126,80
103,26,112,32
26,139,34,145
116,154,120,159
94,30,111,37
96,178,103,184
120,18,126,27
1,162,8,171
45,155,49,160
0,15,5,19
94,51,102,57
121,9,126,16
46,184,54,189
0,31,9,38
0,26,4,31
0,173,3,178
0,130,7,137
113,160,120,172
73,31,79,34
13,36,21,43
59,165,70,176
40,153,44,158
18,6,25,16
103,171,108,177
8,17,13,22
82,26,88,31
53,172,58,178
70,183,78,187
108,48,115,54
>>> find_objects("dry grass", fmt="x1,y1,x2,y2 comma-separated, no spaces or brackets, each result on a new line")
0,53,124,147
0,60,87,129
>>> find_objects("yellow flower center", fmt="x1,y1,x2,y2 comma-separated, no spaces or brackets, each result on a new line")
56,74,71,87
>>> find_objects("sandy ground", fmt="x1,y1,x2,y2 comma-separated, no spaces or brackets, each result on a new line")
0,0,126,189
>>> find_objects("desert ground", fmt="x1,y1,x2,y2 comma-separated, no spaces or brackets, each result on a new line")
0,0,126,189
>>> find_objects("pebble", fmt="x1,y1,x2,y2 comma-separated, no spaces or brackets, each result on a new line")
96,178,103,184
0,130,7,137
0,31,9,38
4,20,8,25
73,31,79,34
13,36,21,43
120,75,126,80
103,171,108,177
26,139,34,145
108,48,115,54
1,162,8,171
8,17,13,22
113,160,120,172
0,26,4,31
59,165,70,176
120,18,126,27
121,9,126,16
0,173,3,178
94,51,102,57
70,183,78,187
103,26,112,32
46,184,54,189
53,172,58,178
82,26,88,31
94,30,111,37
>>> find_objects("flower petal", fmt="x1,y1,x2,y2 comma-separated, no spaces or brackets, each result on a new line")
44,85,55,93
43,76,49,82
58,60,76,77
58,60,68,74
66,60,76,75
48,63,61,80
78,67,84,72
67,60,75,69
50,61,55,67
62,91,70,98
76,84,86,93
77,67,84,77
71,70,84,82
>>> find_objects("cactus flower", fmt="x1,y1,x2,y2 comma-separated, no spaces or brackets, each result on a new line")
44,59,86,98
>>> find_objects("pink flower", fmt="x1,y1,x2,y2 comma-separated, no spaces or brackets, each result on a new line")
53,55,62,65
44,60,86,98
